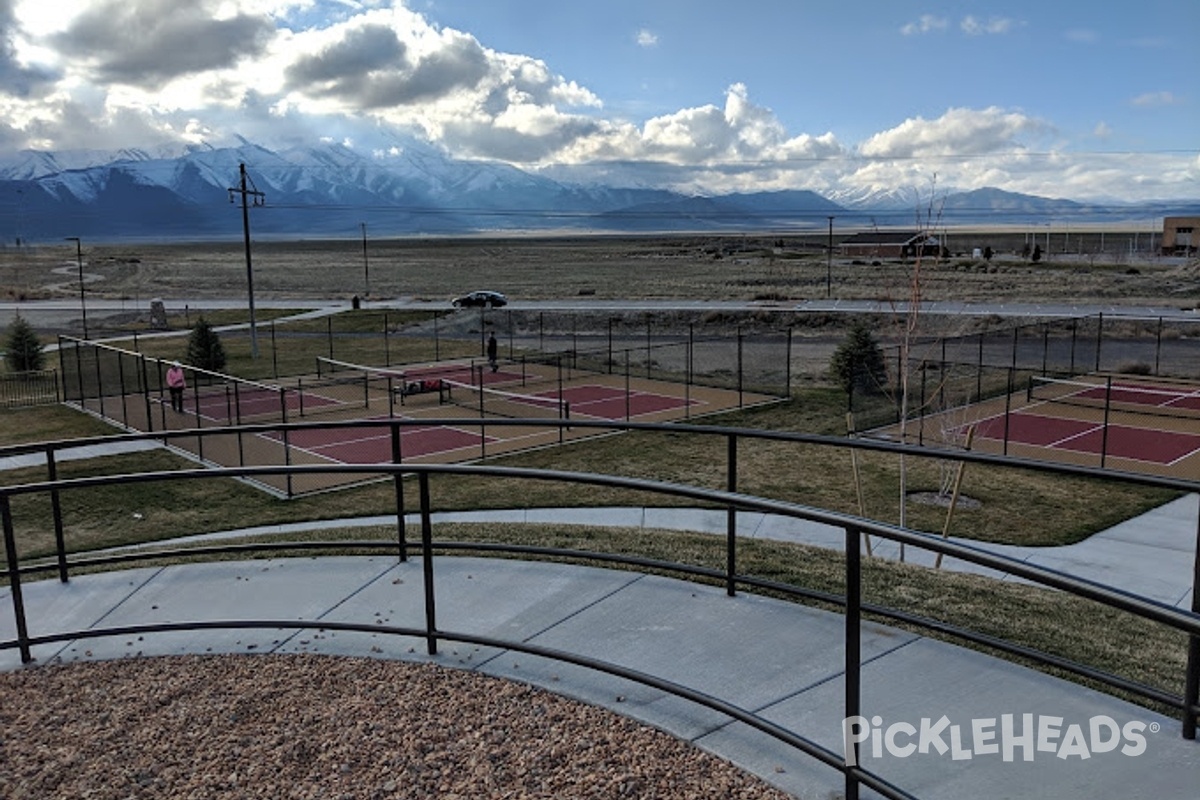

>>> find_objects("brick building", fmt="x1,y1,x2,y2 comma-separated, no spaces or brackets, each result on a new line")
1162,217,1198,256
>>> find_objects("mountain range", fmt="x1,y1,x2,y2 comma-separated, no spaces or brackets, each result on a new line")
1,139,1196,243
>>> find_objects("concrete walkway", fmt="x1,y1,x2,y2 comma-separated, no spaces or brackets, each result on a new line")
2,554,1197,799
6,438,1195,607
112,496,1200,611
3,443,1198,797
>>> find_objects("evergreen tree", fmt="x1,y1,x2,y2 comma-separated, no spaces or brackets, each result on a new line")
185,317,227,372
829,321,888,396
4,316,45,372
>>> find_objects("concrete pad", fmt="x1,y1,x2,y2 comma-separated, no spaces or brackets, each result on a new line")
509,573,916,738
522,506,644,528
752,514,846,549
50,557,396,663
1178,587,1194,611
282,557,641,665
728,637,1200,800
643,506,729,533
425,509,529,525
0,568,162,667
1022,538,1195,606
1094,493,1198,550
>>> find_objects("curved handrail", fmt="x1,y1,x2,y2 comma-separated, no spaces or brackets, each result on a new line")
3,415,1198,494
3,420,1200,800
2,460,1197,636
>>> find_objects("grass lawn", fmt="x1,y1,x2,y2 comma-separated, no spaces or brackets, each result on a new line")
0,390,1178,556
0,386,1191,720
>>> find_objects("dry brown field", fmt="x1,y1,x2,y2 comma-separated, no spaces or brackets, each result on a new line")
2,232,1197,308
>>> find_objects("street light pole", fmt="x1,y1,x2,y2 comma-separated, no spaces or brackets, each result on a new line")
361,222,370,298
64,236,87,339
826,216,835,299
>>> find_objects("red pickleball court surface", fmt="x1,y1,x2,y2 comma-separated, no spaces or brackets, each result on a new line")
272,384,704,466
541,384,703,420
972,412,1200,465
266,422,492,464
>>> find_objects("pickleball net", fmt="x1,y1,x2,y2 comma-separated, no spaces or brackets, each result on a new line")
440,377,569,423
314,355,458,405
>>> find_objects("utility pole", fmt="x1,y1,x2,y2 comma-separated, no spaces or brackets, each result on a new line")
361,222,370,298
228,163,265,358
64,237,87,339
826,215,835,299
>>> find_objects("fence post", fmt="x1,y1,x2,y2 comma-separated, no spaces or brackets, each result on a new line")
1041,324,1049,376
646,316,652,379
419,471,438,656
117,350,130,421
56,336,68,402
1154,317,1163,376
737,327,744,407
1099,374,1112,469
1002,368,1014,456
918,361,927,446
624,349,631,421
46,447,68,583
1070,319,1078,375
785,326,793,397
279,388,293,498
1,494,32,664
844,524,863,800
94,345,106,420
1183,506,1200,739
607,317,614,374
688,324,695,389
191,370,204,462
392,424,407,562
726,434,738,597
1095,312,1104,372
156,359,167,433
73,340,85,407
384,312,391,367
140,355,153,433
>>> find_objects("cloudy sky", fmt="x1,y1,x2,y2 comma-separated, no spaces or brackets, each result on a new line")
1,0,1196,202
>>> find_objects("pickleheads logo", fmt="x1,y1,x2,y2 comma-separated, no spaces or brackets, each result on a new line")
842,714,1156,766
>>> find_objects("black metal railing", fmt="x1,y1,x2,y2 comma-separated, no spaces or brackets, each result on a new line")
0,369,59,409
2,418,1199,800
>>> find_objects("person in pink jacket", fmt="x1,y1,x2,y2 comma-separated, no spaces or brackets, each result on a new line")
166,361,186,412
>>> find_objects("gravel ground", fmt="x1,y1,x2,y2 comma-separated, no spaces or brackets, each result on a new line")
0,654,796,799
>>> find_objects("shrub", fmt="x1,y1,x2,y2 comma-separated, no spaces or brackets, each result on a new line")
1115,361,1152,376
3,316,45,372
829,322,888,395
185,317,227,372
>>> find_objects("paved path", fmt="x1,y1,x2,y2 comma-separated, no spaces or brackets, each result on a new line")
90,492,1200,612
3,443,1198,797
2,554,1197,799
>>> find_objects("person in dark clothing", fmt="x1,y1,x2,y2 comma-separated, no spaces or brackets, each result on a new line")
486,332,498,372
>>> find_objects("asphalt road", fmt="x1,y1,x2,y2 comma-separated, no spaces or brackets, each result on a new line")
3,295,1198,334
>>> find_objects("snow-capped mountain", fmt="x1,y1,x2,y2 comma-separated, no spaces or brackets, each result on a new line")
1,141,1196,243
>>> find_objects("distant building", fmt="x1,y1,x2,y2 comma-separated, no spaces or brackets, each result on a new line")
838,230,941,259
1162,217,1198,256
